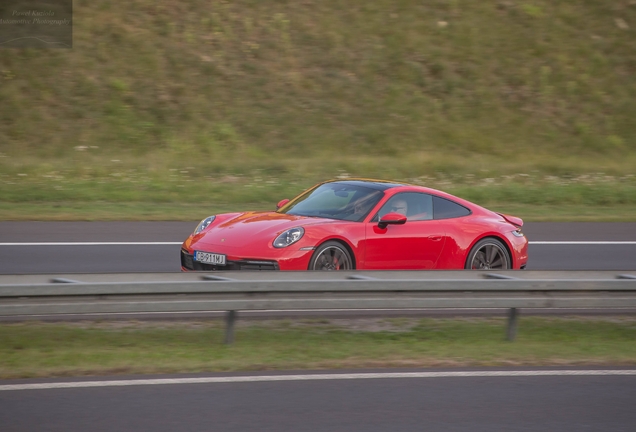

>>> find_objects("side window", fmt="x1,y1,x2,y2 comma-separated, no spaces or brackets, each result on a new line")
433,196,471,219
373,192,433,221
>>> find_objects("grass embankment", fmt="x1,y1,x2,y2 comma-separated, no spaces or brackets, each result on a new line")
1,317,635,379
1,1,635,220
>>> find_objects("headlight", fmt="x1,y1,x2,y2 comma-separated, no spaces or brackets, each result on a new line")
511,229,524,237
273,227,305,248
194,216,216,234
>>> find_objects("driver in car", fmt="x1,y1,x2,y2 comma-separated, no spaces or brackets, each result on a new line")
388,198,408,216
350,191,383,220
375,196,409,221
352,197,377,219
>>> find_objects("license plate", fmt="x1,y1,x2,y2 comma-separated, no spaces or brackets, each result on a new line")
194,251,226,266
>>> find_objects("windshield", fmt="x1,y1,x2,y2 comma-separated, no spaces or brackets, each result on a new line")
278,183,384,222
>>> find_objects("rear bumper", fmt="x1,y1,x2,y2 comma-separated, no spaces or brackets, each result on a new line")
505,233,529,270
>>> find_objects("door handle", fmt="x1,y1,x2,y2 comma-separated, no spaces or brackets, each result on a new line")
428,235,443,241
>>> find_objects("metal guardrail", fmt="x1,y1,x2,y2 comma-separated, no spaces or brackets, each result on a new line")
1,272,635,343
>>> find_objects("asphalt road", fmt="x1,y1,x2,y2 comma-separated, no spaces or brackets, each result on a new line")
1,223,635,431
1,222,635,273
1,370,635,432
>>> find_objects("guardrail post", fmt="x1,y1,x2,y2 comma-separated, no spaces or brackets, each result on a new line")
506,308,518,341
224,310,237,345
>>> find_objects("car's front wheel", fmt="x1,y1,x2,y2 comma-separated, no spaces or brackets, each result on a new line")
465,238,511,270
309,241,353,270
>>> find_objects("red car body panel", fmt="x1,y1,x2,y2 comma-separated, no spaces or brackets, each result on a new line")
181,180,529,271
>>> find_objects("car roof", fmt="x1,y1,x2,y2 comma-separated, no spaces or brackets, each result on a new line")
324,178,480,210
325,179,406,191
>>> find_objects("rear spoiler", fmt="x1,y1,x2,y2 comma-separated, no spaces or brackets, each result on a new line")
497,213,523,228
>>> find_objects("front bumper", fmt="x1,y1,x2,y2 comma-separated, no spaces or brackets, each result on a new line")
180,249,280,271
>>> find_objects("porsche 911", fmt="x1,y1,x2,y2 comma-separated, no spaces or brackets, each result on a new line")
181,179,528,271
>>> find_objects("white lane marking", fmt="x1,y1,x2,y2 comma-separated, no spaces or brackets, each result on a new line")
1,241,636,246
1,370,635,391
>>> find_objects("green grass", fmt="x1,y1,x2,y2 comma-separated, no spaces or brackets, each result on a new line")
1,170,635,220
1,1,635,220
1,317,636,379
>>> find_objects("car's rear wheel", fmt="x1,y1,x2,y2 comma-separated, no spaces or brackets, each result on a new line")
309,241,353,270
465,238,511,270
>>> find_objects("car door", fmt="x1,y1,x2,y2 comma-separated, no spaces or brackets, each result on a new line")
362,192,446,269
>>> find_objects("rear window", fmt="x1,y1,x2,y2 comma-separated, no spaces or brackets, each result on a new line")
433,196,471,219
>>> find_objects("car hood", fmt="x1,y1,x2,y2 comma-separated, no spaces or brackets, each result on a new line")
192,211,327,248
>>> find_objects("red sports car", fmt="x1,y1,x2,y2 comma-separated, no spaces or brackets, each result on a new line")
181,179,528,271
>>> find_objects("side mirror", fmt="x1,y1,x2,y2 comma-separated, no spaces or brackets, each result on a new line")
277,199,290,209
378,212,407,229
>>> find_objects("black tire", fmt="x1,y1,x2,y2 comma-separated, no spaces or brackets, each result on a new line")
465,238,511,270
308,241,354,270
